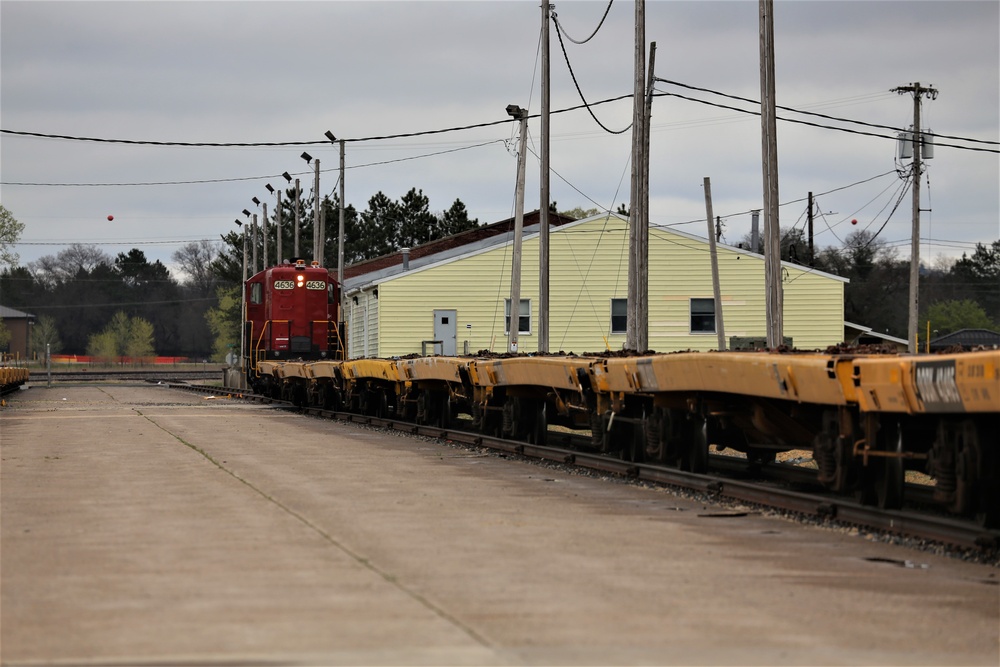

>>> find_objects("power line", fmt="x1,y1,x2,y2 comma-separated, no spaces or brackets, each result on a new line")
15,238,218,246
653,89,1000,154
551,10,631,134
2,141,507,188
552,1,615,45
656,78,1000,147
4,81,993,152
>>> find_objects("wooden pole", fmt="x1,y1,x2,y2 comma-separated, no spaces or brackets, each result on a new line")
892,82,936,353
251,213,258,274
539,1,551,353
338,139,346,323
759,0,783,348
508,108,529,354
313,158,321,264
262,202,268,269
704,178,726,350
276,190,283,264
294,178,301,258
627,0,645,351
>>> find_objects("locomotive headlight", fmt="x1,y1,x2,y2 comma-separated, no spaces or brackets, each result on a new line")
296,274,305,287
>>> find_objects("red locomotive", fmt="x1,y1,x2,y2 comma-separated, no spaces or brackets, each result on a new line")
243,259,344,376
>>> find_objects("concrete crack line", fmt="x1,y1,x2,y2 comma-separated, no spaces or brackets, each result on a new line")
136,411,494,651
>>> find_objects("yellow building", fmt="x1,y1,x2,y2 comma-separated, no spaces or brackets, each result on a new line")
343,212,846,358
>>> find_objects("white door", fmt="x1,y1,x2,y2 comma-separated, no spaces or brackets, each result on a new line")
433,310,457,356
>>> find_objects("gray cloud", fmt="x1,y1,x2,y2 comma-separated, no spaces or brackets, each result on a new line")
1,0,996,272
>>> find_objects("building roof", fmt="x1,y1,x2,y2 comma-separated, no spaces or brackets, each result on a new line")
343,211,849,293
844,321,908,347
343,209,578,283
929,328,1000,349
0,305,35,319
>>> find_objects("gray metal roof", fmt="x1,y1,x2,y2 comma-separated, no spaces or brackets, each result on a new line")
0,305,35,319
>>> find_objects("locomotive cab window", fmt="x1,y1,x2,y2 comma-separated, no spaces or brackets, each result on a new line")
249,282,263,305
690,298,716,333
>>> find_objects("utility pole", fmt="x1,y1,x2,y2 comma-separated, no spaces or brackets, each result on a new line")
262,202,268,269
807,192,814,265
313,158,321,265
626,0,646,351
759,0,783,348
294,178,301,258
704,177,726,350
539,1,551,353
252,213,258,274
639,41,655,352
338,139,346,326
275,190,282,264
507,105,529,354
892,81,938,353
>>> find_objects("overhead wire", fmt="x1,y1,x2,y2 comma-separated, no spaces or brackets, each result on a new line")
657,78,1000,147
550,11,631,135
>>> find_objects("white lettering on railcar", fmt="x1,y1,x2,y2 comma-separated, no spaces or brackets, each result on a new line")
915,362,962,409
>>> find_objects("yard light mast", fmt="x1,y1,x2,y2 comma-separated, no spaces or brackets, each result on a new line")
506,104,528,354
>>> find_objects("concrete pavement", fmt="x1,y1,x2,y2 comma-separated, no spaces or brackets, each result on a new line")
2,383,997,666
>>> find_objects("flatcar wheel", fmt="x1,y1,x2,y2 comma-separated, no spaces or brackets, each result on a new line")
530,402,547,446
629,422,645,464
644,409,666,463
439,395,453,429
876,424,905,510
683,417,709,474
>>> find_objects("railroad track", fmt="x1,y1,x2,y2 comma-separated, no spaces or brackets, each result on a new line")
31,369,223,383
170,379,1000,556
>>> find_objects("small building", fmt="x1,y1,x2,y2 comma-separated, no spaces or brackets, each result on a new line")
342,212,848,358
0,304,35,361
844,321,908,352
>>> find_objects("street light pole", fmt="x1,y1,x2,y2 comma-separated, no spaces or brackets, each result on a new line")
294,178,301,258
301,152,320,264
235,218,247,379
266,183,280,265
251,197,261,273
506,104,528,354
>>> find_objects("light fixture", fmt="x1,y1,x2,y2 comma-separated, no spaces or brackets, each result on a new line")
252,197,261,206
506,104,526,119
265,184,275,194
301,151,312,163
242,209,251,217
282,172,292,182
234,218,242,227
324,130,336,142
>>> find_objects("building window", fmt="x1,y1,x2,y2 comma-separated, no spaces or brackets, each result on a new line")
505,298,531,335
610,298,627,334
690,298,716,333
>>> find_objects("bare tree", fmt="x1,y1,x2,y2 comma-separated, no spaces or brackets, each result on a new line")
172,240,219,295
30,243,112,287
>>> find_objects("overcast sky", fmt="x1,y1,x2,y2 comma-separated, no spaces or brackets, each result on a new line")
2,0,997,277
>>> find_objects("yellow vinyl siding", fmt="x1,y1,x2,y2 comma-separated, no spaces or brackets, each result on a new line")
358,214,845,357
